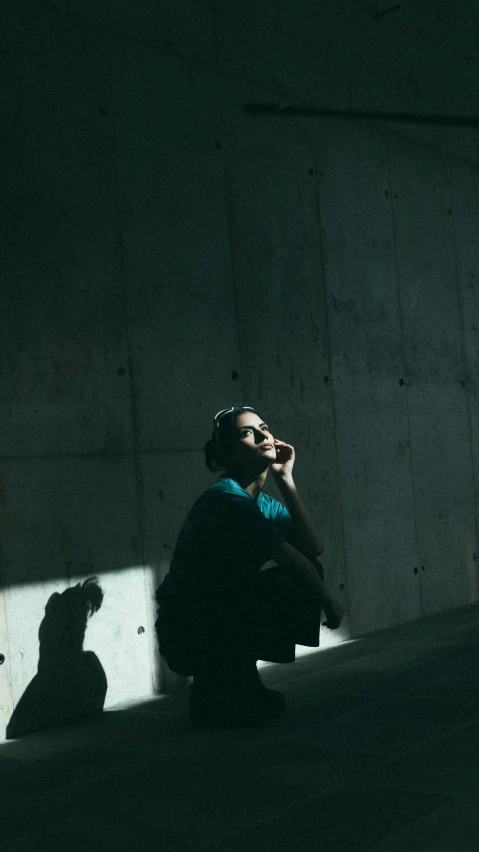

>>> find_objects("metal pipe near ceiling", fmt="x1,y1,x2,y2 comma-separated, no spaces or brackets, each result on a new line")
243,102,479,128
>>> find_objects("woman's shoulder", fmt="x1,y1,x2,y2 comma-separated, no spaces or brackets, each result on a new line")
188,478,249,516
208,477,250,498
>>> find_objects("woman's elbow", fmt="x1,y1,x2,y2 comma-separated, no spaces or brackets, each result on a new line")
293,542,324,561
300,536,324,560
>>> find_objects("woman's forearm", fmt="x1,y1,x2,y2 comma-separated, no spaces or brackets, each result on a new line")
272,541,343,630
274,475,324,558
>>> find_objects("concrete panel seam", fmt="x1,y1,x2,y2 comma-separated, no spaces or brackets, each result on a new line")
311,125,350,626
386,129,422,614
111,100,154,694
447,162,479,587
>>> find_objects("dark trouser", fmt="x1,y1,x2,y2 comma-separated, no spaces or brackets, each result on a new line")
155,566,323,678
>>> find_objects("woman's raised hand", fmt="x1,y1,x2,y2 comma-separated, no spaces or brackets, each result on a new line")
271,439,295,479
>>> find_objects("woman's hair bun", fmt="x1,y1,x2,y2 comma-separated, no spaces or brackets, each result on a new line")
204,439,224,473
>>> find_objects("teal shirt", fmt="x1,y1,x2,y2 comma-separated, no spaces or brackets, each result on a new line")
158,477,294,599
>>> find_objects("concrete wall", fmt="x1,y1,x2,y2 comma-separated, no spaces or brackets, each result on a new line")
1,0,479,739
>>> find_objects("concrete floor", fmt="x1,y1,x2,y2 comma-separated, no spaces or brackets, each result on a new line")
2,604,479,852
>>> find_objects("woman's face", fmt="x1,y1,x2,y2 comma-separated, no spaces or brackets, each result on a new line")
228,411,277,469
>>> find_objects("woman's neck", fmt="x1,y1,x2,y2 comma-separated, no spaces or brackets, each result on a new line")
231,468,269,500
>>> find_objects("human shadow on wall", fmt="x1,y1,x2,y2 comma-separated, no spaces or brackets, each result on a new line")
6,577,107,738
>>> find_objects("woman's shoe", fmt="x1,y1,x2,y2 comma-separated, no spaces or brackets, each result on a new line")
260,686,287,715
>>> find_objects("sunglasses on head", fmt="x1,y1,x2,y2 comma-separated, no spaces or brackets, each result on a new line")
213,406,256,424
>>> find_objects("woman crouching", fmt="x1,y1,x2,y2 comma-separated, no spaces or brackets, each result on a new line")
155,406,343,728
